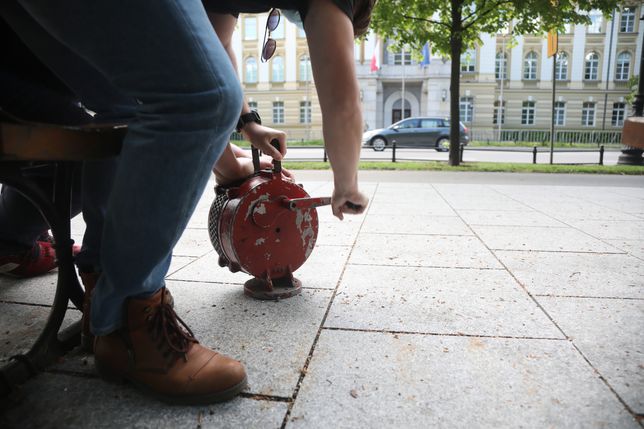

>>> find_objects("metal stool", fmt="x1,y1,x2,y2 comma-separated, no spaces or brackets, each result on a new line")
0,112,124,397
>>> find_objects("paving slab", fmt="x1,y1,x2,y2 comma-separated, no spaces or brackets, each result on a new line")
470,225,623,253
605,239,644,260
361,214,472,236
496,251,644,299
0,303,80,364
565,220,644,241
0,372,288,429
168,245,350,290
165,280,332,397
287,330,638,429
325,264,562,338
315,219,361,246
538,296,644,415
172,227,214,257
349,234,502,269
366,200,456,216
457,209,567,227
0,271,58,306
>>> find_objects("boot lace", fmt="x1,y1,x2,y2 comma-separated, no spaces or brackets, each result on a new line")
148,294,198,363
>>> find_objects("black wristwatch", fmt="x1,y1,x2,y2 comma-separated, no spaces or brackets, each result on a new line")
236,110,261,133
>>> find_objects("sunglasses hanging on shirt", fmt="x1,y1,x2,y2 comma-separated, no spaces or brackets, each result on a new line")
261,8,280,62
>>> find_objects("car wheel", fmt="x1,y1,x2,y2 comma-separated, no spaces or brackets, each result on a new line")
435,137,450,152
371,137,387,152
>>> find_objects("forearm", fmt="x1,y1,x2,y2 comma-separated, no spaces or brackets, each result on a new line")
305,0,362,187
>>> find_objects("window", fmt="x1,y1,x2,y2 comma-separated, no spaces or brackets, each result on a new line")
244,17,257,40
459,97,474,122
299,56,312,81
395,118,419,129
584,52,599,80
245,57,258,83
299,101,311,124
554,101,566,126
521,101,535,125
616,52,631,81
620,7,635,33
420,119,441,128
272,101,284,124
523,52,538,80
581,102,596,126
612,102,626,126
461,49,476,72
587,11,603,33
495,52,508,80
393,50,413,65
271,56,284,82
248,101,258,111
555,52,568,80
493,101,505,125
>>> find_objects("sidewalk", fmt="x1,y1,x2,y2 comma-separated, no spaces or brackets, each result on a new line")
1,171,643,428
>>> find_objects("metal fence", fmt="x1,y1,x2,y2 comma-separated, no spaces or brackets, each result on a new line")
469,129,622,145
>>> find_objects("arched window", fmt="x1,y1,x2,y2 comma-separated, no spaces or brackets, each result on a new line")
616,52,631,81
555,52,568,80
299,55,312,81
245,57,257,83
495,52,507,80
523,52,538,80
584,52,599,80
271,56,284,82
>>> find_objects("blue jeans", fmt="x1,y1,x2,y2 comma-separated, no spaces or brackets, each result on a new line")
15,0,242,335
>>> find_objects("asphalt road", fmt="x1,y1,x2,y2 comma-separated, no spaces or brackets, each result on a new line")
284,146,621,165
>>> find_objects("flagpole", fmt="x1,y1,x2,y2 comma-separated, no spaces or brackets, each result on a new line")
402,47,406,120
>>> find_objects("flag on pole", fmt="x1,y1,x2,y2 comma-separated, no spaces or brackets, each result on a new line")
370,38,380,72
420,42,430,67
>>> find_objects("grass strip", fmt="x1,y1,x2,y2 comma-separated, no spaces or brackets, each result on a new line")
281,161,644,175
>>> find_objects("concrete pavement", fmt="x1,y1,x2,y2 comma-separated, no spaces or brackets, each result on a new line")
1,171,642,428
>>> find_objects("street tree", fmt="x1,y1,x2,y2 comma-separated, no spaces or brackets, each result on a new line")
371,0,621,165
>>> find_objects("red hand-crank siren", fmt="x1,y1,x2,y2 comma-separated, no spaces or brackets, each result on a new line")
208,140,332,300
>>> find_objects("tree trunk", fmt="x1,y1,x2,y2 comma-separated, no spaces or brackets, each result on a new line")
449,0,463,166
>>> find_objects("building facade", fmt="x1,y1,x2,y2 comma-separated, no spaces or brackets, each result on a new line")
234,5,643,141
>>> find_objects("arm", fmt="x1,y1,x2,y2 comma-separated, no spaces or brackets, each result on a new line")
304,0,368,219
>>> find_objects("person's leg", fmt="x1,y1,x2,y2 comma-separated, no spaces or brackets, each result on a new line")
15,0,246,403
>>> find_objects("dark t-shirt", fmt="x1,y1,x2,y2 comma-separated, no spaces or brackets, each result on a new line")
202,0,353,24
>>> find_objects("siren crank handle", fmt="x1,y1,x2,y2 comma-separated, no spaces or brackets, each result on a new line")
285,197,363,212
270,139,282,174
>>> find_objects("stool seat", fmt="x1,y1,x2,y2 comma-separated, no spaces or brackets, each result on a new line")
1,121,125,161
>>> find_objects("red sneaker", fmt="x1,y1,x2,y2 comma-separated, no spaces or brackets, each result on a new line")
0,240,81,278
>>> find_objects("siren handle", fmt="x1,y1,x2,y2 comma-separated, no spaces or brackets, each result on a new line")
270,139,282,174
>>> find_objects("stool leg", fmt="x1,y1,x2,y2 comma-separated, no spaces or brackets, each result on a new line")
0,162,83,397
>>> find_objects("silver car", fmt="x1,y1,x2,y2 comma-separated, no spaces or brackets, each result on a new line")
362,117,470,152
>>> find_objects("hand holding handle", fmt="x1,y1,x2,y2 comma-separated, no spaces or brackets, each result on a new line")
270,139,282,174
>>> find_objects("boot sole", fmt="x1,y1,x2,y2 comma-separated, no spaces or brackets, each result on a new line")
95,359,248,405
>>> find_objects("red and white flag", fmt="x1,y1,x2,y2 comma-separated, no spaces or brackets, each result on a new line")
370,38,380,72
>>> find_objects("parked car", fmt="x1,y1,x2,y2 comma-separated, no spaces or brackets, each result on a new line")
362,117,470,152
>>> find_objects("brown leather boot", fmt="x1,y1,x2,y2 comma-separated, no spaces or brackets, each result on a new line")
94,287,246,404
79,271,100,352
79,271,175,353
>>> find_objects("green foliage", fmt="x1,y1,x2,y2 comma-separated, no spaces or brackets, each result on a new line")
371,0,621,55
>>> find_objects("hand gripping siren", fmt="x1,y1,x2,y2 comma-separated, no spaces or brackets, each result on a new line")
208,140,335,300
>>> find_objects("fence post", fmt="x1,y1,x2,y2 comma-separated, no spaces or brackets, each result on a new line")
599,145,604,165
323,148,327,162
392,140,396,163
459,143,464,163
533,146,538,164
